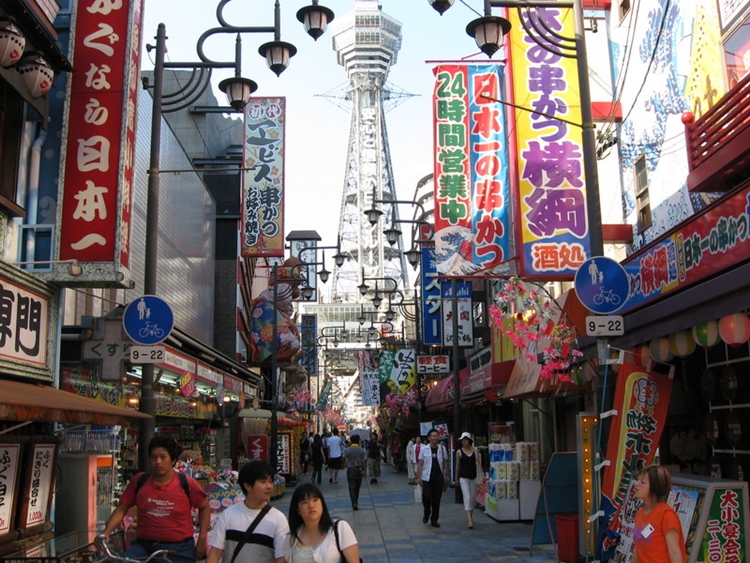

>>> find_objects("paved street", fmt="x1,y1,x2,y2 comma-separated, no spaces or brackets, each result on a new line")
270,466,560,563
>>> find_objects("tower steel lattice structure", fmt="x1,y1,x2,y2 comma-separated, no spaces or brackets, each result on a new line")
330,0,409,303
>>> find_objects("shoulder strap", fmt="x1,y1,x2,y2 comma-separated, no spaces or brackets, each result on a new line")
134,472,151,497
333,520,344,558
177,472,191,501
229,504,271,563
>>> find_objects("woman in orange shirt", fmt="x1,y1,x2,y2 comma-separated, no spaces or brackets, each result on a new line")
630,465,686,563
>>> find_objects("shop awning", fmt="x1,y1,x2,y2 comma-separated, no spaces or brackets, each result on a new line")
460,359,516,404
425,368,469,411
238,408,273,418
0,379,152,425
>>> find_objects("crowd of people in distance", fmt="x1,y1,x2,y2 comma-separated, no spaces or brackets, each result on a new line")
104,434,687,563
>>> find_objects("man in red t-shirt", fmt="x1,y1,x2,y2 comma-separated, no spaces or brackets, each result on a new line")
104,436,210,563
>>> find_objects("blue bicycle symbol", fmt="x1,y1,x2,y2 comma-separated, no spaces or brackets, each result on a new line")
138,322,165,339
593,287,621,306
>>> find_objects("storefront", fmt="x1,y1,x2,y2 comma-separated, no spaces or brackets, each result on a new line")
609,182,750,482
63,314,261,473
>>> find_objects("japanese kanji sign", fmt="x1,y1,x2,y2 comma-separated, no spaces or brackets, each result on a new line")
442,282,474,347
597,362,673,558
242,98,285,257
0,444,21,536
432,64,511,277
0,277,49,369
59,0,143,266
619,186,750,313
417,355,450,374
378,349,417,394
358,350,380,407
300,314,318,377
22,444,55,528
508,7,591,279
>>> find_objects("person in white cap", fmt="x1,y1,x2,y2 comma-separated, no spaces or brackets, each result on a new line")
455,431,483,528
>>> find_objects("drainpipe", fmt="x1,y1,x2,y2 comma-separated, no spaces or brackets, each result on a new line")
26,127,48,258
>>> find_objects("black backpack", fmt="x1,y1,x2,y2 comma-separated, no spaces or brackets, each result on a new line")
134,471,191,501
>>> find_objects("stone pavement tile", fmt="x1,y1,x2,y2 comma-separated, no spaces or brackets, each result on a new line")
272,467,556,563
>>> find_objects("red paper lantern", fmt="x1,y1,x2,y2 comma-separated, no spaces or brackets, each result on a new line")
718,313,750,346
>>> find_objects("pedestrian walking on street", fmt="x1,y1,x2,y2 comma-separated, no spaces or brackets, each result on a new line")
326,428,345,484
343,434,366,510
630,465,686,563
367,431,381,484
299,434,311,475
416,429,450,528
455,431,483,529
207,460,290,563
310,434,326,485
286,484,360,563
406,436,421,484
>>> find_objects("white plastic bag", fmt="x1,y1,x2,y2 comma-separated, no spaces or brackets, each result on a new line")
414,484,422,503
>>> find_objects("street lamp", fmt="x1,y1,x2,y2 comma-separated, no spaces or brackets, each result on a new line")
138,0,335,471
365,193,433,269
431,0,603,257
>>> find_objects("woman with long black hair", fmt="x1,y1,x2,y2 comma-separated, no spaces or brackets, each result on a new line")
286,484,360,563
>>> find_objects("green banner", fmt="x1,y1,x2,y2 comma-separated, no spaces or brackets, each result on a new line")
698,487,746,563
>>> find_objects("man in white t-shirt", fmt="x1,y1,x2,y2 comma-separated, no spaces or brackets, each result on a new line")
326,427,345,485
207,460,289,563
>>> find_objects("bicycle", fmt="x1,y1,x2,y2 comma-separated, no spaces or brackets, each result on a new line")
137,322,165,339
592,287,621,306
95,535,174,563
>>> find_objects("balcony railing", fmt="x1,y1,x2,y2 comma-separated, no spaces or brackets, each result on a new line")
683,70,750,192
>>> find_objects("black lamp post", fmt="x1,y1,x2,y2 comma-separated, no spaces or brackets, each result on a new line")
138,0,335,471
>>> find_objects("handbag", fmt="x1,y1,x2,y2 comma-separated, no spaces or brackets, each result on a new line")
413,484,422,503
229,504,271,563
333,519,363,563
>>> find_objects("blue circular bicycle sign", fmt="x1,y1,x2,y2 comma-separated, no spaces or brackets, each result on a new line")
123,295,174,345
574,257,629,314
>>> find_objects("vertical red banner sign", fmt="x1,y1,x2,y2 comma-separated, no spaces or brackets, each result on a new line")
59,0,144,267
597,362,674,558
432,64,511,277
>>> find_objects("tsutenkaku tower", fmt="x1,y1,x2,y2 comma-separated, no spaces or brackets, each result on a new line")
330,0,409,302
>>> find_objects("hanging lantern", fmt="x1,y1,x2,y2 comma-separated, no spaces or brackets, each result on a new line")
692,320,720,348
0,18,26,68
668,330,696,358
17,52,54,98
718,312,750,346
635,344,652,368
649,338,674,363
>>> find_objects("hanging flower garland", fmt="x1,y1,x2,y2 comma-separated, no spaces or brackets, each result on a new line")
320,406,343,427
282,384,312,416
384,387,417,418
489,278,582,383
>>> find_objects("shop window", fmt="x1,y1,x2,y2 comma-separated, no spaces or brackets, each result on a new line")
634,155,652,232
0,79,25,215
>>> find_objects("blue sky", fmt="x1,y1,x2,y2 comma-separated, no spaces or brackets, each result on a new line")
142,0,492,250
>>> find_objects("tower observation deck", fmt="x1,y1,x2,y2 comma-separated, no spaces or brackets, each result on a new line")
330,0,409,303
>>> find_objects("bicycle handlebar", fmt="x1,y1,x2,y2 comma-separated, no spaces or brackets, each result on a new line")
95,535,174,563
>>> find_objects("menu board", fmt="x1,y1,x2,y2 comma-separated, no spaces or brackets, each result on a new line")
0,444,22,537
18,444,56,532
